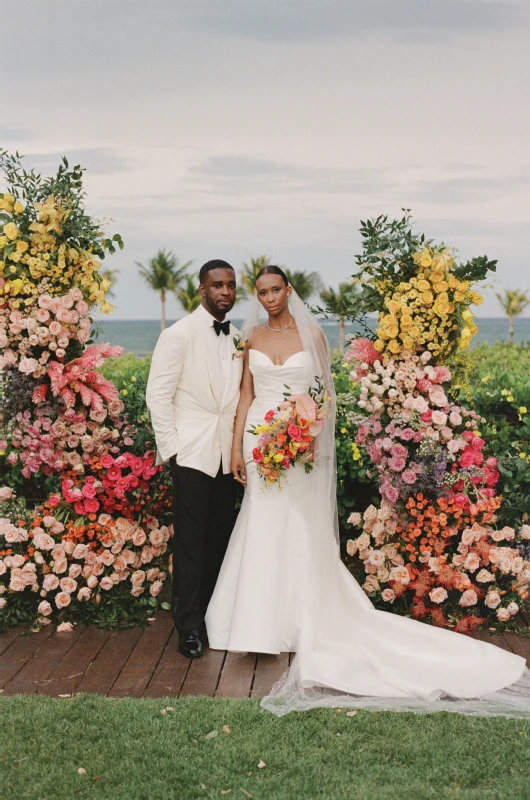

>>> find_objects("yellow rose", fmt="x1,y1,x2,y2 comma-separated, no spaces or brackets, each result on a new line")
470,292,484,306
0,235,7,248
100,301,115,314
402,337,414,351
3,223,19,240
388,340,401,354
433,300,449,316
3,193,15,204
461,309,474,323
374,340,385,352
0,261,4,274
453,290,465,302
13,201,24,215
16,240,29,253
448,277,459,289
433,280,449,293
421,291,434,305
386,299,401,314
430,270,445,283
386,325,399,339
416,279,431,293
409,326,421,338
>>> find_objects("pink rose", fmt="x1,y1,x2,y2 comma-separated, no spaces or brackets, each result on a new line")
87,575,99,589
99,576,114,591
60,577,78,594
55,591,72,609
347,512,362,526
381,588,395,603
401,469,417,485
132,529,147,547
459,589,478,607
131,570,146,586
43,574,60,592
485,591,501,609
149,580,163,597
464,552,480,572
429,587,448,604
37,600,53,617
496,607,510,622
0,486,14,501
388,456,406,472
56,621,75,633
77,587,92,601
149,529,165,547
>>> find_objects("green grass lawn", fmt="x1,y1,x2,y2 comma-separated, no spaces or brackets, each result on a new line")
2,696,530,800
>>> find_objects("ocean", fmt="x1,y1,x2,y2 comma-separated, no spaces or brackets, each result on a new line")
91,317,530,358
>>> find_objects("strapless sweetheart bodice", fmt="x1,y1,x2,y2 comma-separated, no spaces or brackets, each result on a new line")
249,349,313,407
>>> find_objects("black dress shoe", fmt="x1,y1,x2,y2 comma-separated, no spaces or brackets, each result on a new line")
178,630,203,659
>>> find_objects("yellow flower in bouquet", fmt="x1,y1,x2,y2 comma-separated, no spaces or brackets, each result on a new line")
13,201,24,215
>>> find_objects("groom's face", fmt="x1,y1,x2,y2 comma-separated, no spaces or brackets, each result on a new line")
200,268,237,319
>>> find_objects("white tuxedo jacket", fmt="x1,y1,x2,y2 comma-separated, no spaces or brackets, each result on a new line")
146,307,243,477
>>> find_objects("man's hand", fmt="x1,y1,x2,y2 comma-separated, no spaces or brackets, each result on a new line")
231,451,247,487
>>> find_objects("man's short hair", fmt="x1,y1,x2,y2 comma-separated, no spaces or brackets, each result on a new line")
199,259,235,284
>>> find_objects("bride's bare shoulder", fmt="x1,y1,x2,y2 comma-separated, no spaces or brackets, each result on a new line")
248,323,268,348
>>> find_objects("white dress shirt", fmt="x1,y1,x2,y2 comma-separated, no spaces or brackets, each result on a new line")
197,303,232,387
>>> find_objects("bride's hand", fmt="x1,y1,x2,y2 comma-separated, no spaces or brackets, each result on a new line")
231,451,247,487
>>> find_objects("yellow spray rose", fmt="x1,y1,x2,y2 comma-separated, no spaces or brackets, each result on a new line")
421,291,434,305
416,279,431,293
16,240,29,253
13,201,24,215
3,223,19,240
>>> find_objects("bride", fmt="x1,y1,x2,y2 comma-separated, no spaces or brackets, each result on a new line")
205,265,530,716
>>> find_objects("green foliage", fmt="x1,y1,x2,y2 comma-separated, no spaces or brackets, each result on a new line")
239,254,273,298
177,274,202,313
332,355,378,540
456,343,530,527
136,249,191,294
0,151,123,258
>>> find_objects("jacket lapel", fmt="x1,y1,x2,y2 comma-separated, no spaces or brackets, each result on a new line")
194,309,224,409
220,323,243,410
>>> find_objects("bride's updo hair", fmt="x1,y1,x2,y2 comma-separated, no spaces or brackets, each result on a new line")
255,265,289,286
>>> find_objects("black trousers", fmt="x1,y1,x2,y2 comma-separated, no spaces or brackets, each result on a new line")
170,460,239,633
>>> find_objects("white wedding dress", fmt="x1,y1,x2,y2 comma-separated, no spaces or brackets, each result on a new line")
205,348,530,716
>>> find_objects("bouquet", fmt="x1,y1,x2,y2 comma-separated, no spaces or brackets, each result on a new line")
248,382,327,486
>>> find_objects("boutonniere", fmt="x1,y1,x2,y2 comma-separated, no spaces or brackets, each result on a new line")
232,335,247,359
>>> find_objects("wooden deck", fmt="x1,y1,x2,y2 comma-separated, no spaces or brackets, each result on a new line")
1,611,529,699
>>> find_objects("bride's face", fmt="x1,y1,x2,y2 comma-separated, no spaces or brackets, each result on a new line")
255,274,292,317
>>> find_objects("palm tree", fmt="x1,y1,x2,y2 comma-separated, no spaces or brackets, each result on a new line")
99,267,120,300
177,275,202,314
136,249,192,331
239,255,273,298
496,289,530,343
285,269,323,302
319,282,352,352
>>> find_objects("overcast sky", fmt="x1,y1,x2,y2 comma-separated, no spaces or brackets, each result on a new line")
2,0,529,319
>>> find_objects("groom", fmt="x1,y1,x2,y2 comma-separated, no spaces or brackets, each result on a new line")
146,259,242,658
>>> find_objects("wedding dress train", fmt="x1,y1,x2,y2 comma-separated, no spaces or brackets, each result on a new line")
205,349,530,716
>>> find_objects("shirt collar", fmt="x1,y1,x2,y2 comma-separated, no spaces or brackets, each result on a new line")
198,303,228,329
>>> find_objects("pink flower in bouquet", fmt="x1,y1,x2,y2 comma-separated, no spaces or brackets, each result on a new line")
496,607,510,622
401,469,417,485
287,424,302,441
0,486,14,501
264,410,276,422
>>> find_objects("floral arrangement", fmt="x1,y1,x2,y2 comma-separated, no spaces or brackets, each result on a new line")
232,335,247,359
249,387,326,486
0,152,172,631
343,214,530,630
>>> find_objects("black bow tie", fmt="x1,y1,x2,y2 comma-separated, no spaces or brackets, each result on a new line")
213,319,231,336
